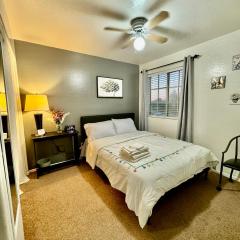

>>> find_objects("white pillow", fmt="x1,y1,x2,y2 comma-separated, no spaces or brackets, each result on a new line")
84,120,116,142
112,118,137,134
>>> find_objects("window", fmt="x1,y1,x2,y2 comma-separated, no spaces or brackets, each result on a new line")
149,68,183,118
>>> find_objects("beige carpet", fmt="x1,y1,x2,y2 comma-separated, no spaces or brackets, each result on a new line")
21,163,240,240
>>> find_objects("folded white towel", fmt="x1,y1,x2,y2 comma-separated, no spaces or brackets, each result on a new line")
121,147,149,156
122,143,149,155
129,143,145,150
120,142,150,162
120,150,150,162
132,151,150,160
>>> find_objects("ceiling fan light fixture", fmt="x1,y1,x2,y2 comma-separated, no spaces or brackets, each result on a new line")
104,10,169,51
133,36,145,51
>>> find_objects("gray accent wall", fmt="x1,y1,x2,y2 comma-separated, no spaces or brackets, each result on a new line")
15,41,139,169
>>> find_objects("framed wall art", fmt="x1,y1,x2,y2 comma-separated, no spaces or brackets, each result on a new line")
230,93,240,105
211,76,226,89
232,54,240,71
97,76,123,98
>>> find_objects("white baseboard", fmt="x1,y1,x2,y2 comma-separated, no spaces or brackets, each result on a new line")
19,175,29,185
28,168,37,174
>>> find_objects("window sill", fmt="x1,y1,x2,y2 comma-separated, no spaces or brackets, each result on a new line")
149,115,178,120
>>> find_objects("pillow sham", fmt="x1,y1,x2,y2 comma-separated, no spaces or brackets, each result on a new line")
84,120,116,142
112,118,137,134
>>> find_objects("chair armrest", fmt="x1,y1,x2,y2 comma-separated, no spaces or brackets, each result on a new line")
223,135,240,154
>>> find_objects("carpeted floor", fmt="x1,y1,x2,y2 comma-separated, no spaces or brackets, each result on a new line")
21,163,240,240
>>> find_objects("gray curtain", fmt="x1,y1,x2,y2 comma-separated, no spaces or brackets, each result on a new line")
139,70,150,131
177,56,194,142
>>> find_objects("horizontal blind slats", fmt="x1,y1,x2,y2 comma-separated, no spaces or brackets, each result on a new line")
150,76,158,89
149,69,183,117
159,73,167,88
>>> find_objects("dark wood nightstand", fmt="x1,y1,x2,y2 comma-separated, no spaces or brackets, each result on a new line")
32,131,80,177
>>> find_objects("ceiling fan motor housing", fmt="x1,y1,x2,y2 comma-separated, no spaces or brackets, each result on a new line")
130,17,147,33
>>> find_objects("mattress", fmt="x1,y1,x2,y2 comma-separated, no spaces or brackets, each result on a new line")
86,131,218,228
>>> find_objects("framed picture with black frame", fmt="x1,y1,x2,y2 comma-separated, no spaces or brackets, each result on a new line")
97,76,123,98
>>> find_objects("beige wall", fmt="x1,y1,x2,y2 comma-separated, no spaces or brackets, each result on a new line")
148,117,178,139
140,29,240,178
15,41,139,169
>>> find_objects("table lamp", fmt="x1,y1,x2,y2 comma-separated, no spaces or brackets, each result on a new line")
0,92,8,139
24,94,49,136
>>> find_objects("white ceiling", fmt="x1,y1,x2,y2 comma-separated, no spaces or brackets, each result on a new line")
2,0,240,64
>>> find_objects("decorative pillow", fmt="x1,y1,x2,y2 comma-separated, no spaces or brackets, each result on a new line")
112,118,137,134
84,120,116,142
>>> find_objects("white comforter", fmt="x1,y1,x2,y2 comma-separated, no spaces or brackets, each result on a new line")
86,131,218,228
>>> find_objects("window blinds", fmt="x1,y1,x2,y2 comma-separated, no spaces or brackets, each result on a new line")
150,69,183,117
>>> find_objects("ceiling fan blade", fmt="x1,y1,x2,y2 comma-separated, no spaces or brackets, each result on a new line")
104,27,130,33
146,11,169,30
146,0,169,14
146,33,168,44
112,33,132,49
153,26,186,38
78,3,128,20
121,36,134,49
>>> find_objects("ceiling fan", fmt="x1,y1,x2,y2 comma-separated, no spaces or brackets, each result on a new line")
104,11,169,51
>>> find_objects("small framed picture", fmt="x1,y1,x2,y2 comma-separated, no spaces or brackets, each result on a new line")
230,93,240,105
232,54,240,71
64,125,76,134
97,76,123,98
211,76,226,89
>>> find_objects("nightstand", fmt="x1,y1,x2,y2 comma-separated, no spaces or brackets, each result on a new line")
32,131,80,177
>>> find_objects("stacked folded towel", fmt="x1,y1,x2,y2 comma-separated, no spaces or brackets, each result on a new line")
120,143,150,162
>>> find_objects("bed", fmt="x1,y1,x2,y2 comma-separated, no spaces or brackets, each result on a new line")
80,113,218,228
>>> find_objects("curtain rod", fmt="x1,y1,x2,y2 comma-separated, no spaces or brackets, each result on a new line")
140,54,200,74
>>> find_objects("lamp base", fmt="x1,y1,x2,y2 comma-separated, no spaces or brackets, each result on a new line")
34,113,43,130
34,113,46,136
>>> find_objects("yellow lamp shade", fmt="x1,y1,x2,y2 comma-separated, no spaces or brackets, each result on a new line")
24,94,49,112
0,93,7,112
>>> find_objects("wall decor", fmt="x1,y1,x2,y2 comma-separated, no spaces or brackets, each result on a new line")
97,76,123,98
211,76,226,89
51,109,70,133
64,125,76,134
230,93,240,105
232,54,240,71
